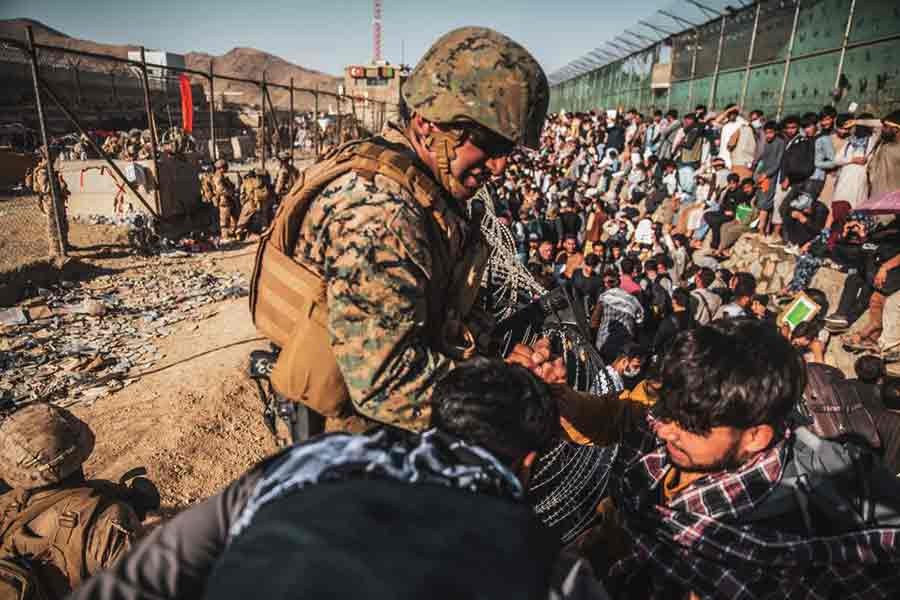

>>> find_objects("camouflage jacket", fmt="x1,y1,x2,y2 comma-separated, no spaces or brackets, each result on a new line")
292,124,484,430
275,164,300,196
211,172,237,208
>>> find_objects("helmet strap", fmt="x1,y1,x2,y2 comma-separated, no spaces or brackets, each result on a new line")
429,128,468,198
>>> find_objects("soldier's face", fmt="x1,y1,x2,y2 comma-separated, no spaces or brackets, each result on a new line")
449,137,509,200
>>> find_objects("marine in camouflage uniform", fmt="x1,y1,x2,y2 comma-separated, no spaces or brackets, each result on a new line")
27,150,70,220
274,151,299,198
0,404,139,599
235,168,272,238
266,27,549,433
211,159,238,240
101,133,121,157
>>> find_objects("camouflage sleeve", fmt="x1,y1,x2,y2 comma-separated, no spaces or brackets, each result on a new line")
316,172,456,430
85,501,139,574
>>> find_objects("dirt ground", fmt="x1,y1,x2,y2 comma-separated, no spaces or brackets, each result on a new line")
2,195,278,513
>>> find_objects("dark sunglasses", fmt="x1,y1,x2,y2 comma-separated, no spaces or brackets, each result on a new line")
456,124,517,158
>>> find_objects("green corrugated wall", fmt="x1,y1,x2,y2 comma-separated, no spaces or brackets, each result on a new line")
549,0,900,118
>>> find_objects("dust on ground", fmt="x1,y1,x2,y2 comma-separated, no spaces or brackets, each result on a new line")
1,196,277,510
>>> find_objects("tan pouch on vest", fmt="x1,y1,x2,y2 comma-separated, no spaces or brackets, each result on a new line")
257,241,349,416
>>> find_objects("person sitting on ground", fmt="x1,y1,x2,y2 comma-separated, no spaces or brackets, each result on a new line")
71,359,612,600
0,404,146,600
847,355,900,475
824,218,900,351
750,293,776,323
702,172,741,253
712,272,755,319
779,189,829,254
536,319,900,599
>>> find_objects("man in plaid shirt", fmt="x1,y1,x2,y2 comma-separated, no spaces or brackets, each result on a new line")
530,318,900,599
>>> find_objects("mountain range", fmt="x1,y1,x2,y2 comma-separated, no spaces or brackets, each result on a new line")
0,18,342,109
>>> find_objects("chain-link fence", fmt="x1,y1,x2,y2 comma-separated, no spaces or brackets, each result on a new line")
0,27,396,273
550,0,900,119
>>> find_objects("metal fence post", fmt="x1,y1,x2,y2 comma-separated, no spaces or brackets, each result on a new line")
833,0,858,104
336,92,343,144
739,2,762,109
314,86,320,156
260,71,267,170
139,47,163,215
289,78,295,163
208,59,217,160
708,14,727,109
26,26,67,261
686,28,700,111
776,0,803,120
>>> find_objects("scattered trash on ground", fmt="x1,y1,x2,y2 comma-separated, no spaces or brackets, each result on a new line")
0,257,248,409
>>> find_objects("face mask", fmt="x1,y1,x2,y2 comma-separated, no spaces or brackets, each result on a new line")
751,119,763,129
623,367,641,378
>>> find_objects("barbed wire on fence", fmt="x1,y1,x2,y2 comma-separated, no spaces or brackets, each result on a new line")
549,0,900,119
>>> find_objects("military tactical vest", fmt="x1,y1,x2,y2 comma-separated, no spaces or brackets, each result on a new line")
249,137,489,420
0,487,107,599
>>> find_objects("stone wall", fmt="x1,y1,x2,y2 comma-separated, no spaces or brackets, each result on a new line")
723,236,863,377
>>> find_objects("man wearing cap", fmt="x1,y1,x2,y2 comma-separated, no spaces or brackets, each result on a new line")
211,159,238,241
866,110,900,198
253,27,549,435
274,151,300,198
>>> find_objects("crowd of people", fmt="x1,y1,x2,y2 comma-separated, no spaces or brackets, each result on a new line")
487,105,900,368
5,21,900,599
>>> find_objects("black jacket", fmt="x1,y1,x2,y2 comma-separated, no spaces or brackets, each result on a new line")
781,135,815,184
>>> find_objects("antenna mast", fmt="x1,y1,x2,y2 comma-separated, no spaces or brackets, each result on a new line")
373,0,383,63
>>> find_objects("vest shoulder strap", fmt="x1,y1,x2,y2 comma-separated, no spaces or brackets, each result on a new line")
269,137,445,257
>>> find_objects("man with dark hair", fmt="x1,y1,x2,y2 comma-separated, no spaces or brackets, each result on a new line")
72,359,606,600
617,257,641,297
715,272,756,319
689,266,721,325
542,319,900,599
771,115,816,246
572,254,605,310
867,109,900,197
753,120,785,239
652,287,694,357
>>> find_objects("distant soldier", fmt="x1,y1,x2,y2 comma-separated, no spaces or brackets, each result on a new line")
199,167,215,204
72,134,89,160
236,167,273,239
26,148,70,218
101,133,121,157
211,158,238,240
274,151,299,198
0,403,141,600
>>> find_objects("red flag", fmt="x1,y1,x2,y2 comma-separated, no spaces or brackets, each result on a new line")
179,74,193,134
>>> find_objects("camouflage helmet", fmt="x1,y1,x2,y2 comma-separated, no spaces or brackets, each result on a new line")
402,27,549,150
0,403,95,489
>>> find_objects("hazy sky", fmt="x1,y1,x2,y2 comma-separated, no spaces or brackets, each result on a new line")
0,0,669,76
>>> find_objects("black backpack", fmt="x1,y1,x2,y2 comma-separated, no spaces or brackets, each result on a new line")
782,136,815,182
800,363,881,451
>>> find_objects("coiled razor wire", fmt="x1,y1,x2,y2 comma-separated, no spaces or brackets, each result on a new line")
472,186,610,395
471,186,545,323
